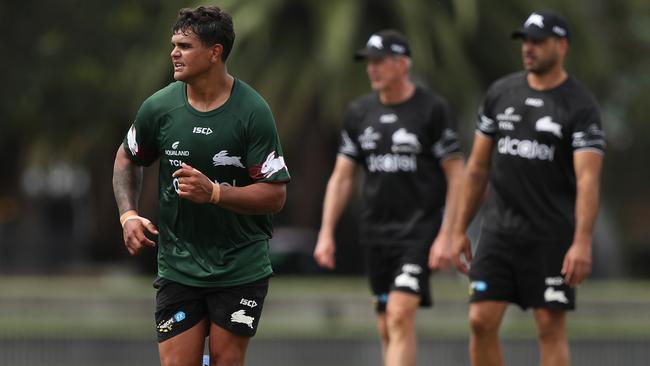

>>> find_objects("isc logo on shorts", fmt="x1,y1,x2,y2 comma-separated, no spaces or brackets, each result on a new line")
240,298,257,308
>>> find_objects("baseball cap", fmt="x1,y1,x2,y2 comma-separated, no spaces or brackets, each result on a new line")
354,29,411,60
511,10,571,42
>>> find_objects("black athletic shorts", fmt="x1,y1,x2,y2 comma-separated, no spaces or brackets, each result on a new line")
154,276,269,342
366,243,432,313
469,230,575,310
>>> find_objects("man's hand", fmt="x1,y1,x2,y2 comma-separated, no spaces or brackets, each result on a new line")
122,216,158,256
429,234,452,271
450,232,473,274
562,240,592,287
313,234,336,270
172,163,215,203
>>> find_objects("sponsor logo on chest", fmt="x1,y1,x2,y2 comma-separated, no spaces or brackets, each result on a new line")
497,136,555,161
192,126,213,135
497,107,522,131
359,127,381,150
379,113,398,124
165,141,190,156
525,97,544,107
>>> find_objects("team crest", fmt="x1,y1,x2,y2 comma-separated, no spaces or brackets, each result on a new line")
230,309,255,329
213,150,245,168
249,151,287,179
127,125,139,155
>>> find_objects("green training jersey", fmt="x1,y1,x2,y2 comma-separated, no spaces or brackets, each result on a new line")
122,79,290,287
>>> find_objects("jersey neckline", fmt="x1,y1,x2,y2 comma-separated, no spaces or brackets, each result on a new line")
182,78,238,117
523,72,572,94
374,85,420,108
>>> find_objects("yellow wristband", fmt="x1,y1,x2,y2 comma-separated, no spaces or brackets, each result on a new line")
210,183,221,204
119,210,138,227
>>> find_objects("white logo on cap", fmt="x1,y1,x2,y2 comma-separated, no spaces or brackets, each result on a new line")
390,44,406,54
367,35,383,49
524,13,545,28
552,26,567,36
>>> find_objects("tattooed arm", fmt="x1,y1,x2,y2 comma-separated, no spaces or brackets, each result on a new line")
112,146,158,255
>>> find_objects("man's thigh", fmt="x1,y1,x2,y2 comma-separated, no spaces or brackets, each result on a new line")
154,277,208,343
366,244,432,312
204,276,270,337
159,318,209,366
470,232,576,311
469,232,518,305
516,243,575,310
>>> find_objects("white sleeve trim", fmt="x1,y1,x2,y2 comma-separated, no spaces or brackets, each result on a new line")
475,130,495,139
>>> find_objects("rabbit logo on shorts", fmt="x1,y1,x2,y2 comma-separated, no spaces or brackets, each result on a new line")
230,309,255,329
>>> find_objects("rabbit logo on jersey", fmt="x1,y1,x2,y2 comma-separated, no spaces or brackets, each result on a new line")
212,150,245,168
249,151,288,179
127,125,138,155
391,128,421,153
535,116,563,138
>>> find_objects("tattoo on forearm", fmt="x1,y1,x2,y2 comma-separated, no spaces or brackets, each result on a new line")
112,162,143,215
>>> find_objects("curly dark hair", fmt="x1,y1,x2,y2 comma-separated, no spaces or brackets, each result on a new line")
172,6,235,62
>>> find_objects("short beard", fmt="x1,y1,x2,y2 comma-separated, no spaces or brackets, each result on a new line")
526,56,557,75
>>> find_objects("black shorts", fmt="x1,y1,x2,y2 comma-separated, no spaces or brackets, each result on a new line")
469,231,575,310
366,244,432,313
154,276,269,342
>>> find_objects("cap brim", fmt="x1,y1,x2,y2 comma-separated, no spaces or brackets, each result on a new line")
511,28,550,41
354,48,390,61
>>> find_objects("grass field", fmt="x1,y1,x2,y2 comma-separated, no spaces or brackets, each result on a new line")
0,274,648,341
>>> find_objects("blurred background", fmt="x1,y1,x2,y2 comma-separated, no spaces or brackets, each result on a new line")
0,0,649,365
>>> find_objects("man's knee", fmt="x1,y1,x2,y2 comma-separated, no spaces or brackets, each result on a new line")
469,306,502,337
160,352,202,366
386,306,414,329
535,309,566,341
210,352,245,366
386,294,419,329
377,316,390,342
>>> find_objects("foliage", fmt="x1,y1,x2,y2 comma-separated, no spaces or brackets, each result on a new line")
0,0,648,274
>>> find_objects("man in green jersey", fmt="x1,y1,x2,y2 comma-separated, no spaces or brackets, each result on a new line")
112,6,290,366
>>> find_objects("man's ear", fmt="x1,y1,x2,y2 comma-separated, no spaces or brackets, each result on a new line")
558,38,569,55
211,44,224,62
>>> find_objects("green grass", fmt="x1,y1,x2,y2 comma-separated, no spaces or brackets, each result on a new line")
0,275,649,340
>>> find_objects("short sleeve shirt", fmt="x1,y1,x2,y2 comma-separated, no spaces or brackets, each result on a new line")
123,79,290,287
476,72,605,241
338,86,462,246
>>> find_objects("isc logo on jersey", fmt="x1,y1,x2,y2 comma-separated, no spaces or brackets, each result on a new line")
193,127,213,135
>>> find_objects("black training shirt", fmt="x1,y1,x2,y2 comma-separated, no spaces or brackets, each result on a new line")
476,71,605,242
339,86,462,246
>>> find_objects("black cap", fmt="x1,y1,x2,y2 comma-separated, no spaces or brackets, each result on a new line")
354,29,411,60
511,10,571,42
